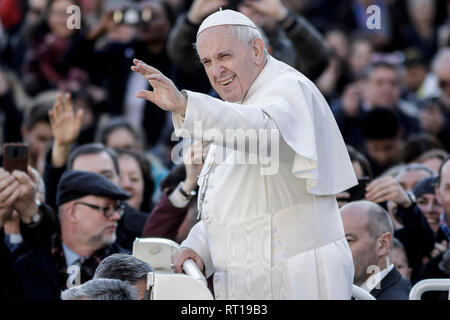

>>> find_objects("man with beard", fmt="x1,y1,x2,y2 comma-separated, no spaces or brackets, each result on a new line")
2,170,129,300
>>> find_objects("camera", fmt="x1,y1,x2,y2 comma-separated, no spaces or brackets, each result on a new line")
337,176,371,203
108,1,153,26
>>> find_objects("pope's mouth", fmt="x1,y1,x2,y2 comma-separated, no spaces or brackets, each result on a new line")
219,75,236,87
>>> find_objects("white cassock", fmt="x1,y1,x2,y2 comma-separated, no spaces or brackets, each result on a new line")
172,56,357,300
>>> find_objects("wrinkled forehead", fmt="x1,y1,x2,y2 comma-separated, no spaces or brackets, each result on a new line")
197,25,235,46
196,26,242,56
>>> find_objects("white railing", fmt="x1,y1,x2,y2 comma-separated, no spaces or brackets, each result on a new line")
132,237,213,300
351,285,376,300
409,279,450,300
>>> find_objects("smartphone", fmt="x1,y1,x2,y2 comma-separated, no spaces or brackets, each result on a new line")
2,143,29,172
346,177,371,202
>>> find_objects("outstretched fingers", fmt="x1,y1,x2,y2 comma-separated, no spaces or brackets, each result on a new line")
145,74,170,88
64,92,72,114
136,90,155,102
131,59,162,77
52,93,63,120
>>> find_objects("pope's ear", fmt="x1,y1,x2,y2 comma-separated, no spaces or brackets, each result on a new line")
251,38,266,64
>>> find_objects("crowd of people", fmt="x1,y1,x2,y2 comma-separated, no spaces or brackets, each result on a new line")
1,0,450,300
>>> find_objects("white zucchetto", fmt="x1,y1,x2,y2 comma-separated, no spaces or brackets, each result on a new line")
197,9,258,37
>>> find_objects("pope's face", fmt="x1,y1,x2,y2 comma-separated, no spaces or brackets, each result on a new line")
196,26,264,103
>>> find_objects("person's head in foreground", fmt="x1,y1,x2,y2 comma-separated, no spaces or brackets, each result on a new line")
61,278,138,300
94,253,153,300
340,200,394,286
195,10,268,103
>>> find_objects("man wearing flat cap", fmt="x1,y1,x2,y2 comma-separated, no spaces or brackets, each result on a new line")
2,170,130,300
132,10,356,299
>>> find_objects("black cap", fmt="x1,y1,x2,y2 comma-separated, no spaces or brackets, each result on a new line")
56,170,130,206
413,176,438,199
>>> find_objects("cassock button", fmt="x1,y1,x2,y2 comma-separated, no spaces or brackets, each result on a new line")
204,200,208,205
215,294,220,299
214,278,219,284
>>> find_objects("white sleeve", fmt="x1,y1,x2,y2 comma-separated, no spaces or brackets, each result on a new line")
180,220,214,278
172,90,281,155
172,77,357,196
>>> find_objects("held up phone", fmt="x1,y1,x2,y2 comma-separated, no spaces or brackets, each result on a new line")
346,177,371,202
2,143,29,172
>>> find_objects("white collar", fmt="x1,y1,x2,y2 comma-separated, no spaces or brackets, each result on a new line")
360,264,394,293
241,56,272,104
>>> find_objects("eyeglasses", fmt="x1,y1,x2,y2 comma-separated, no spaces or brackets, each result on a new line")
74,201,125,219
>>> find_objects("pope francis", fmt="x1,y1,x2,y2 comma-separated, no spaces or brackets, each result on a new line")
131,9,358,300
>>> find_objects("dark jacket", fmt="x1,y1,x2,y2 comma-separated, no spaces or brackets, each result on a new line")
3,241,127,300
370,267,411,300
415,251,450,300
4,243,62,300
394,204,437,283
0,228,13,299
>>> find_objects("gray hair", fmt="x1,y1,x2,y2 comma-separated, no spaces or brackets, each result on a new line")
94,253,153,284
394,163,434,179
61,278,138,300
342,200,394,240
417,149,449,163
194,25,269,57
366,201,394,240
